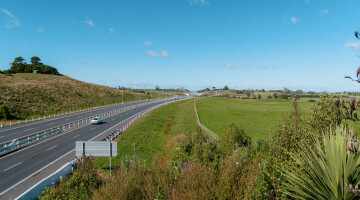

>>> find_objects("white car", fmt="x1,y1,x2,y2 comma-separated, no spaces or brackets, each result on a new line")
91,117,102,124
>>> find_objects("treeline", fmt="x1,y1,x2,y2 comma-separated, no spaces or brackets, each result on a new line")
0,56,60,75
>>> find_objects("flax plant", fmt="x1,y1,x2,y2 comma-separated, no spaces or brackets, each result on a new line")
282,126,360,200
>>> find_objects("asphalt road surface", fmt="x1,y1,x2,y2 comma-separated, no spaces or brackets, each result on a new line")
0,99,161,144
0,98,182,198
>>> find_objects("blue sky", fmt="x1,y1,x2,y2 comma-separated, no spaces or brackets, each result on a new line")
0,0,360,92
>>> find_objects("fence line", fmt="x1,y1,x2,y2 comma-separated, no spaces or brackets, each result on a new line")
193,99,218,140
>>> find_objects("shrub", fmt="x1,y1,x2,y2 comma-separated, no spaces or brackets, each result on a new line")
270,100,311,163
308,99,316,102
280,93,288,100
220,123,251,156
310,93,342,135
258,94,262,99
39,156,102,200
282,126,360,199
0,104,10,119
267,95,272,99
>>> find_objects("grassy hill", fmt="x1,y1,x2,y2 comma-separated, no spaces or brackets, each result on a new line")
0,73,161,120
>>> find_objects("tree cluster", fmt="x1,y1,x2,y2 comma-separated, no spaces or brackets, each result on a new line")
1,56,60,75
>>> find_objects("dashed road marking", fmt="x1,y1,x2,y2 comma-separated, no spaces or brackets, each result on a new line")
4,162,21,172
46,145,58,151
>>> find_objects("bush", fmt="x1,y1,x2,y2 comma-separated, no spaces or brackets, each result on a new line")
310,93,342,135
258,94,262,99
279,93,288,100
220,123,251,156
39,157,102,200
0,105,10,119
308,99,316,102
282,126,360,199
267,95,272,99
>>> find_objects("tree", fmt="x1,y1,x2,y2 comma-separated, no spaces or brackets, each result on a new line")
273,93,278,98
223,85,229,90
258,94,262,99
0,105,10,119
245,90,251,97
155,85,160,90
13,57,25,64
280,93,288,100
220,123,251,156
31,56,41,65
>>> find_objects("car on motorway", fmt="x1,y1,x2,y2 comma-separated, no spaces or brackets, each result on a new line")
91,117,102,124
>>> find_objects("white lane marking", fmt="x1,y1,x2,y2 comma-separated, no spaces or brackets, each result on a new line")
46,145,58,151
90,127,96,131
112,118,116,121
73,135,80,139
25,128,34,131
0,100,175,197
3,162,21,172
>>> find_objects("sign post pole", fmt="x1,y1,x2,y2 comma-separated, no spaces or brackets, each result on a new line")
110,135,112,177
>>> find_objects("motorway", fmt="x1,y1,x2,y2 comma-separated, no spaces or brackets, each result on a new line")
0,100,153,144
0,98,182,199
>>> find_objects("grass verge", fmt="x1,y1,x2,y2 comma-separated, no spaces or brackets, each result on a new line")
94,98,197,170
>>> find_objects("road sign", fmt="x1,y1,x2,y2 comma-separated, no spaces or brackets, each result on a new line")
75,141,117,157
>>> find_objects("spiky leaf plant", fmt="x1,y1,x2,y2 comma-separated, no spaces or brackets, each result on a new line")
282,126,360,200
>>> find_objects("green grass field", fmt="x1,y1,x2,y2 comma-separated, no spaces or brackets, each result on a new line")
94,99,197,170
196,97,317,141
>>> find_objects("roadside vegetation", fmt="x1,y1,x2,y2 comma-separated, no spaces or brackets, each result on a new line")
94,98,197,169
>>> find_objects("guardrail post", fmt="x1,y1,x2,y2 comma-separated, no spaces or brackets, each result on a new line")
10,121,11,126
0,123,2,128
18,120,19,124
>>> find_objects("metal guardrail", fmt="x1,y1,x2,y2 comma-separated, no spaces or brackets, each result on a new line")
0,100,164,155
14,97,186,200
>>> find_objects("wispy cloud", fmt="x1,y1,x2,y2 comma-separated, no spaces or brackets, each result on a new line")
146,50,169,57
144,41,154,46
221,61,233,69
290,16,300,24
188,0,209,6
305,0,310,3
345,41,360,50
222,61,278,69
109,27,114,32
37,28,44,32
84,17,94,27
320,9,329,17
0,8,20,28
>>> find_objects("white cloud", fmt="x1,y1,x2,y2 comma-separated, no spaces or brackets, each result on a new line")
144,41,154,46
345,41,360,50
290,17,300,24
109,27,114,32
188,0,209,6
320,9,329,17
221,61,233,69
305,0,310,3
38,28,44,32
84,18,94,27
146,50,169,57
0,8,20,28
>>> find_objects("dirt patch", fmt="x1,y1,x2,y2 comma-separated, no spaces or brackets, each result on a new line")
165,134,185,157
163,115,174,134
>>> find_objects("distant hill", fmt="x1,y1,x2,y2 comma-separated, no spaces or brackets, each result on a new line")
0,73,154,119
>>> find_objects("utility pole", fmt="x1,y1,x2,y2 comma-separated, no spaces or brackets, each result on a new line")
122,87,123,104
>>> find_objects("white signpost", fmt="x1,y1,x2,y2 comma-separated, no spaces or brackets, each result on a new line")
76,141,117,175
